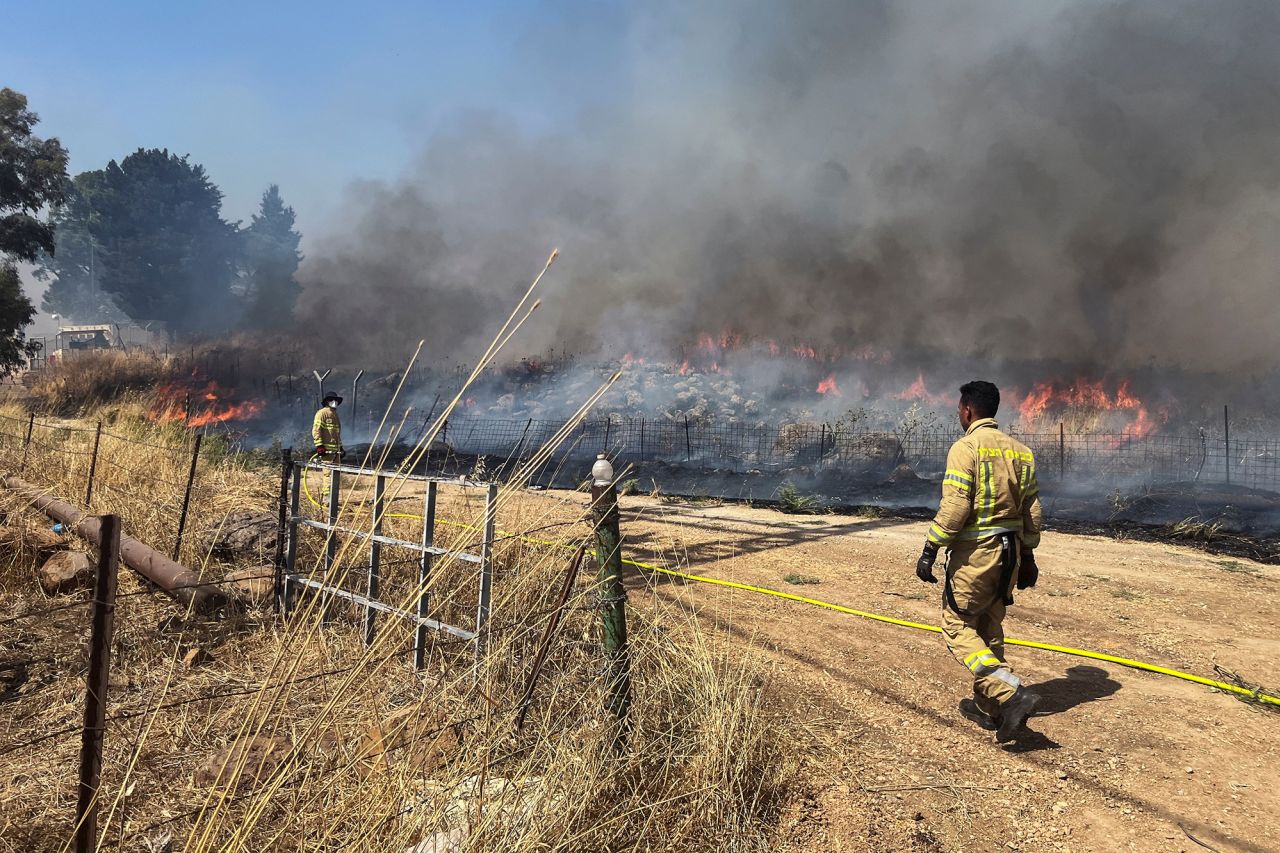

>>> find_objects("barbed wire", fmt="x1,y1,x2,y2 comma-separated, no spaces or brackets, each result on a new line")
0,645,427,757
101,429,193,454
93,456,192,490
24,435,95,456
0,599,94,627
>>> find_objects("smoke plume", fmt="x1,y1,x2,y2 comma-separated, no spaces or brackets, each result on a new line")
299,0,1280,377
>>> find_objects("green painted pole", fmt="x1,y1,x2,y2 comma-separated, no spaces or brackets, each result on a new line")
590,454,631,749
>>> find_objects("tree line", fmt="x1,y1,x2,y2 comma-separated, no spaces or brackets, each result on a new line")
0,86,301,372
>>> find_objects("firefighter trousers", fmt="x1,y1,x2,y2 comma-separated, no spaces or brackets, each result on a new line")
941,537,1023,717
316,450,343,498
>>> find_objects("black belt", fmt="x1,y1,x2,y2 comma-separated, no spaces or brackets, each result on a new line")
944,532,1017,616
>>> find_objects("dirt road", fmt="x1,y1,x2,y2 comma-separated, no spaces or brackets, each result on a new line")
506,490,1280,853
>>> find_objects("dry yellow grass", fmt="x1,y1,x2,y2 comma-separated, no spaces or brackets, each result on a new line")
26,350,180,417
0,395,797,851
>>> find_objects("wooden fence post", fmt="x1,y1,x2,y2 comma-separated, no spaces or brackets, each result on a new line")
74,514,120,853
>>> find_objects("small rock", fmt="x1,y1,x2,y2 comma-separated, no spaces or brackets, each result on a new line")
38,551,95,595
1185,766,1194,774
181,647,213,668
140,832,175,853
195,735,291,791
209,512,279,560
1052,801,1068,814
405,830,465,853
1,526,66,564
225,566,275,605
356,706,462,777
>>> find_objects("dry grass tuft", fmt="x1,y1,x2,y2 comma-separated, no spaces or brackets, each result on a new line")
0,394,798,851
27,350,179,417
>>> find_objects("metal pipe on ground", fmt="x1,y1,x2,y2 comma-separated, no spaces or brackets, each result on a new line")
2,476,229,614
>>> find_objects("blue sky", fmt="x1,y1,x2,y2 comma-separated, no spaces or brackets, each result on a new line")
3,0,628,241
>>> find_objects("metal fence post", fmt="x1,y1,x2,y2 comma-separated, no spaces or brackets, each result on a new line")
514,545,587,732
74,513,120,853
84,422,103,507
474,483,498,664
685,416,691,461
172,432,203,561
325,467,340,575
415,480,438,671
365,474,384,645
283,461,302,617
590,455,631,750
1059,422,1065,480
20,412,34,472
273,449,293,615
352,369,364,432
1224,405,1231,486
515,418,533,462
313,369,331,409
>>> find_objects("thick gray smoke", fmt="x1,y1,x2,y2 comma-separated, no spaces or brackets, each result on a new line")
299,0,1280,376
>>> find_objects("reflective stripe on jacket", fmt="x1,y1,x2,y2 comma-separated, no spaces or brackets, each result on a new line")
927,418,1042,550
313,407,342,451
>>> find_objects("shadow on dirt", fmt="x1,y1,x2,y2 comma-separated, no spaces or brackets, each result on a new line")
1033,664,1123,716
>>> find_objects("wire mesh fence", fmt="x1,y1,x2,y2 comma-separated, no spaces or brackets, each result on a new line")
420,415,1280,492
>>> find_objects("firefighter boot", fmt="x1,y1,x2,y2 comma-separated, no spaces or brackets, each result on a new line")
958,698,997,731
996,687,1040,743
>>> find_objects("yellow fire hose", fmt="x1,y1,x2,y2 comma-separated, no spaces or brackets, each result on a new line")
299,466,1280,707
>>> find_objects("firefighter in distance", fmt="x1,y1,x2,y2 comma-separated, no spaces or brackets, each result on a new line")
915,380,1044,742
313,392,344,464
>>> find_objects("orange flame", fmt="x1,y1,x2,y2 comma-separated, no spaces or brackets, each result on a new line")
186,399,264,428
892,372,949,405
817,373,842,396
1018,379,1167,437
149,379,265,428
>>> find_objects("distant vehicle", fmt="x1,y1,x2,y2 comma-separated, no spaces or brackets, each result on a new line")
50,323,124,362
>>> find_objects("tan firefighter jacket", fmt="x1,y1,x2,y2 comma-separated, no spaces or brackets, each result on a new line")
927,418,1042,551
313,406,342,452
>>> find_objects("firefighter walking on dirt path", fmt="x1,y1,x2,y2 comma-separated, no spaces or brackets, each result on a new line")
914,380,1044,743
313,392,344,464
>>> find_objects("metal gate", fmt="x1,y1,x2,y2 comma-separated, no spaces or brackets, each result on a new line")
279,459,498,670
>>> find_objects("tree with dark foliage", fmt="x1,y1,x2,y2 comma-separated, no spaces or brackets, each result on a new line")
35,171,124,322
242,184,302,328
83,148,240,337
0,88,68,373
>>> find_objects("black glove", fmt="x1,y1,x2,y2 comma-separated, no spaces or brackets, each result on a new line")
313,445,326,457
1017,550,1038,589
916,543,939,584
